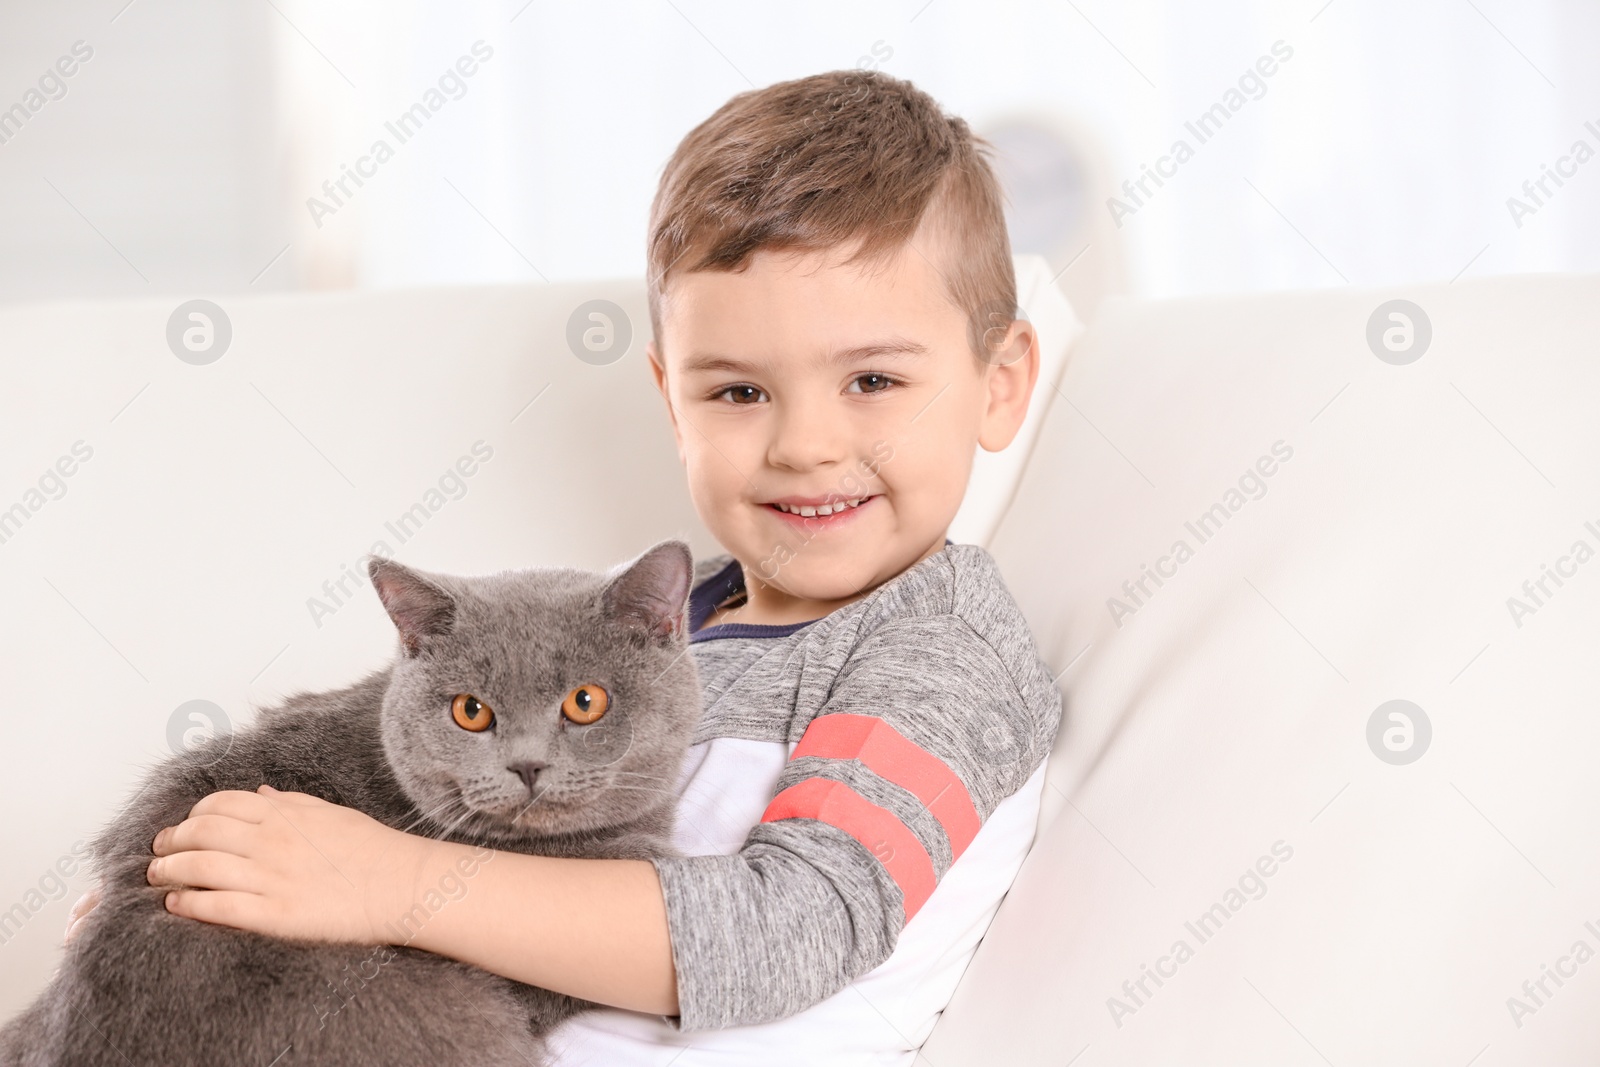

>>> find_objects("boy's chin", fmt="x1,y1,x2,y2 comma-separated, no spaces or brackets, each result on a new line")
744,539,923,600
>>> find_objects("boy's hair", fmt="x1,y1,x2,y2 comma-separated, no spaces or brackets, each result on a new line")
647,69,1017,365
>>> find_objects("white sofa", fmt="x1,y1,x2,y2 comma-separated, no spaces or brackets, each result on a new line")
2,259,1596,1065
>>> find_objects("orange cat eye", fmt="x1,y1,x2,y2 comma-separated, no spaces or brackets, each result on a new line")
451,693,495,732
561,684,608,724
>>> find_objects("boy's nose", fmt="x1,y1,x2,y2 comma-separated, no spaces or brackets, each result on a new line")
767,403,846,471
507,760,548,795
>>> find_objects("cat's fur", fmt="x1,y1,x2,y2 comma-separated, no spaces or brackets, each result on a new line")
0,540,702,1066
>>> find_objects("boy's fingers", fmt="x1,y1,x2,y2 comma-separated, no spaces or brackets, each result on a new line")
153,812,258,857
63,889,100,944
68,887,100,922
187,789,272,822
163,887,265,930
147,849,261,893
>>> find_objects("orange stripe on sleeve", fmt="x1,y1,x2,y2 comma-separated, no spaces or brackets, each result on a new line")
760,777,937,922
788,713,982,861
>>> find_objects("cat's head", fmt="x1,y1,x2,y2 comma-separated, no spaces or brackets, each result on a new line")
366,541,701,843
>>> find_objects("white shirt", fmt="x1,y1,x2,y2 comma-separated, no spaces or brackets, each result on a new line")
546,732,1046,1066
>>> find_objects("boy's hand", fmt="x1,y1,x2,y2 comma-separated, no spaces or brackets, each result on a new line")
146,785,426,945
64,886,100,944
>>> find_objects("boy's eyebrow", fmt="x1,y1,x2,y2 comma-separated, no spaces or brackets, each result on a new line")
679,337,930,375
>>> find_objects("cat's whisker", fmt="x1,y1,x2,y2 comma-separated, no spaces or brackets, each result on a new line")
400,799,454,833
602,783,678,800
405,794,473,840
398,794,463,836
506,780,562,825
430,805,479,843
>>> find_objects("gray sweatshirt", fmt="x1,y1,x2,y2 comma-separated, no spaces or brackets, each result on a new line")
652,541,1064,1031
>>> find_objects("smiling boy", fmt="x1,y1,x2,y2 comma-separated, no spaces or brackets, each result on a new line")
120,69,1065,1064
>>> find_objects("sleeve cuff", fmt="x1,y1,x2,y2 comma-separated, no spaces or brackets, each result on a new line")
649,851,748,1032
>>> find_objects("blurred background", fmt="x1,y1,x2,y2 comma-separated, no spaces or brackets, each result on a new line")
1,0,1596,327
3,2,1599,1048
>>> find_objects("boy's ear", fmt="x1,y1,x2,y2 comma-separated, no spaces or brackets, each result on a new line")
646,340,686,462
977,320,1041,453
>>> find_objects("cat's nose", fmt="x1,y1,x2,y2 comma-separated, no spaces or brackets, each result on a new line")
507,760,548,796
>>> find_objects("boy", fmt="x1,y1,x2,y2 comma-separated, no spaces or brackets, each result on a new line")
114,69,1064,1063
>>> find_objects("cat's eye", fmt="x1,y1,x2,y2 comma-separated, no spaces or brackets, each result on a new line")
561,684,608,724
451,693,495,732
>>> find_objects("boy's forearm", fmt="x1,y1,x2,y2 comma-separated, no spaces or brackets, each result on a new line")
387,835,679,1016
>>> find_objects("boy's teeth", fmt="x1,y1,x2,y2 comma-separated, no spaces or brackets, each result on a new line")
775,497,867,517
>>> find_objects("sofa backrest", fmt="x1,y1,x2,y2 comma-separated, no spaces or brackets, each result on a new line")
0,254,1077,1015
921,274,1600,1064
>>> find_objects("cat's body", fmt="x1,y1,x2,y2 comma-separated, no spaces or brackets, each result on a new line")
0,542,701,1067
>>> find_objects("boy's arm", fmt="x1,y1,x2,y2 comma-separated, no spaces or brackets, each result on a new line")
369,612,1052,1028
650,612,1058,1031
390,847,680,1015
144,613,1053,1027
143,785,681,1014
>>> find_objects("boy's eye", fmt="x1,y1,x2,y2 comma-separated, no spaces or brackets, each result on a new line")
849,373,896,394
714,384,767,404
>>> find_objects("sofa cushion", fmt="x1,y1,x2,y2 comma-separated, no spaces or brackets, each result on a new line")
924,275,1600,1064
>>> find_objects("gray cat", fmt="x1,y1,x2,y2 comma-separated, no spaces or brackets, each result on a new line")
0,540,701,1066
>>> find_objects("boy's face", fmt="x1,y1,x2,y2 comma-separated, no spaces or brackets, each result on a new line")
647,226,1038,613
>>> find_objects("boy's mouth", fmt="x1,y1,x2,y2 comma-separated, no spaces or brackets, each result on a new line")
763,494,879,527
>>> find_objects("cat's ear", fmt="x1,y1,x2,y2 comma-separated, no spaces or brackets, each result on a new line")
367,557,457,656
602,540,694,642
